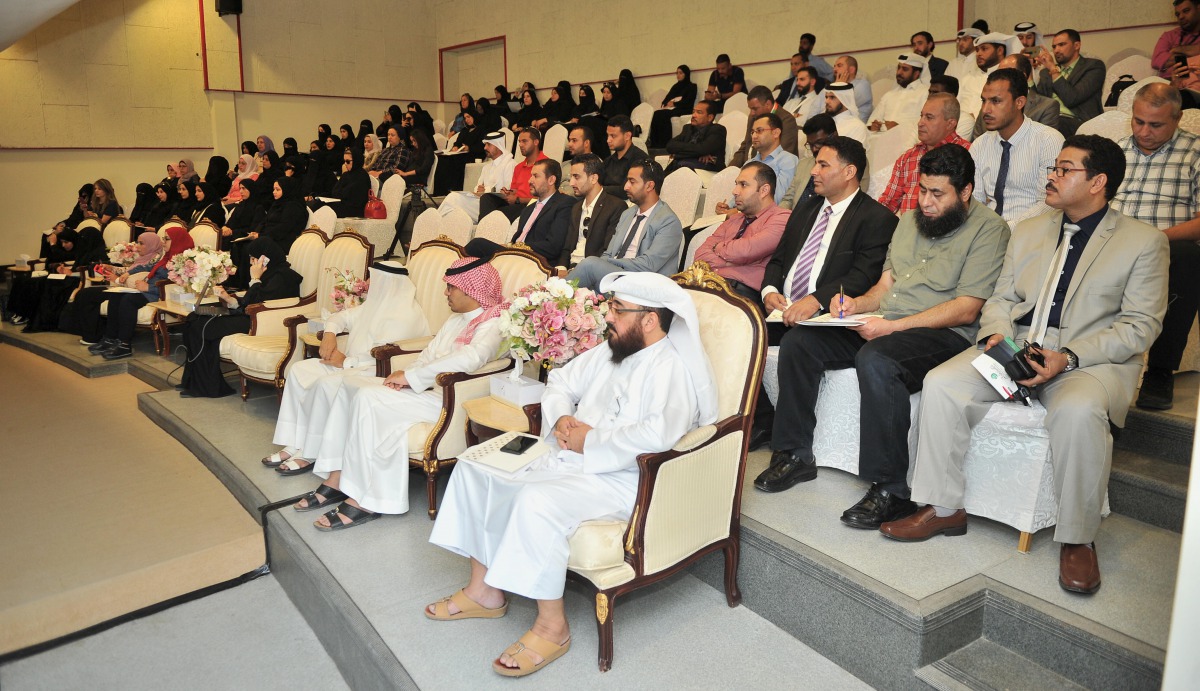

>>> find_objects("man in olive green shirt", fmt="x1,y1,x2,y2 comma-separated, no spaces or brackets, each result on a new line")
756,145,1010,530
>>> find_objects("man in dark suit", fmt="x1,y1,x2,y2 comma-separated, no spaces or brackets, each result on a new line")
747,136,897,450
568,160,683,290
511,159,575,267
1033,29,1106,136
911,31,949,78
664,100,727,173
559,154,624,275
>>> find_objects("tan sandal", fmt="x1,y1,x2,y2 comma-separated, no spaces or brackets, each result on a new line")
492,631,571,677
424,589,508,621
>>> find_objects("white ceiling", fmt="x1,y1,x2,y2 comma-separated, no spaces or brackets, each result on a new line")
0,0,80,53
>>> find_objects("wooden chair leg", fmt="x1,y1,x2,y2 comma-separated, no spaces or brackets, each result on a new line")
240,374,249,401
426,467,439,520
595,592,615,672
1018,531,1033,553
723,540,742,607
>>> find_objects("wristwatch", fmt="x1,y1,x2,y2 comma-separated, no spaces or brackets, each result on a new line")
1060,348,1079,372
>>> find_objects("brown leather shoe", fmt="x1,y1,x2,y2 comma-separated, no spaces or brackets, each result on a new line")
879,506,967,541
1059,543,1101,594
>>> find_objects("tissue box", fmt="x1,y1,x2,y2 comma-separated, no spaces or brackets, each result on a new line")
164,284,187,303
307,319,325,335
490,373,545,407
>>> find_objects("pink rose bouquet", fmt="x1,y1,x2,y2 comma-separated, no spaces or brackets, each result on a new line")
499,276,609,367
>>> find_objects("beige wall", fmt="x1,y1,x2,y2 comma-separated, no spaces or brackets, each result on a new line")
0,0,1173,262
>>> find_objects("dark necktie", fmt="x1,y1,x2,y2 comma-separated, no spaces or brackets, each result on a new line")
617,214,646,258
733,215,757,240
994,140,1012,216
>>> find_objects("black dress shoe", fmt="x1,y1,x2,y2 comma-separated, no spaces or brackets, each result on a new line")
1136,369,1173,410
102,344,133,360
88,338,117,355
840,485,917,529
754,450,817,492
747,426,772,452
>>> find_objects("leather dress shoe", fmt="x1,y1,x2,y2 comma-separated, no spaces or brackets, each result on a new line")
880,506,967,541
840,485,917,529
88,338,117,355
102,343,133,360
1136,369,1173,410
1059,543,1101,594
747,426,772,452
754,450,817,492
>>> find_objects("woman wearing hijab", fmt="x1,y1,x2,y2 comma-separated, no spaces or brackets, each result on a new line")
9,227,82,326
17,227,109,333
41,183,94,258
599,81,629,118
134,183,175,231
407,102,435,135
257,135,276,157
571,85,600,121
302,145,336,200
327,146,369,217
69,232,163,343
223,154,260,205
356,120,373,146
189,182,227,228
362,133,383,170
127,183,156,227
224,181,267,290
449,94,475,135
241,141,257,158
89,179,122,227
321,134,343,174
174,179,198,220
648,65,697,148
178,158,200,182
283,137,300,159
377,107,402,139
91,226,195,360
450,109,485,159
204,155,233,199
161,163,180,188
256,177,307,252
254,151,283,209
618,68,642,112
511,89,542,134
339,124,359,152
178,237,302,397
494,85,512,105
541,81,576,129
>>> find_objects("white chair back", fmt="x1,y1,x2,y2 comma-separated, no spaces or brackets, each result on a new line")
646,88,667,109
490,248,552,300
702,167,739,217
719,111,748,166
311,205,336,236
500,127,514,154
866,122,917,183
78,218,102,232
159,218,186,239
543,124,568,164
379,175,407,223
434,132,448,151
406,240,462,333
287,228,329,298
316,233,373,314
630,103,654,138
441,208,473,246
370,175,381,197
722,92,749,117
871,79,893,111
684,221,721,269
659,168,703,229
474,210,515,245
867,165,893,202
1076,110,1133,143
409,208,445,255
433,118,446,136
189,221,219,249
1103,55,1155,107
103,218,131,248
425,155,439,189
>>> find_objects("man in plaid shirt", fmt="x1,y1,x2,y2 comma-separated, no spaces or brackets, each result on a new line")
1111,84,1200,410
877,93,970,214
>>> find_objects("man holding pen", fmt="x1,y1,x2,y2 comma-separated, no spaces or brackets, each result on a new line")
756,145,1010,533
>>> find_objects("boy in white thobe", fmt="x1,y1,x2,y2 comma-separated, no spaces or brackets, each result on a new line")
426,271,718,677
265,261,430,475
299,251,505,525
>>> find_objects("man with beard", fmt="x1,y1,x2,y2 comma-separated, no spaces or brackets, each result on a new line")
780,66,823,125
510,159,574,266
824,82,869,143
946,27,983,81
480,129,548,221
882,136,1167,596
1033,29,1106,136
664,100,727,173
869,54,930,132
426,271,717,677
958,33,1016,123
911,31,949,78
760,144,1009,531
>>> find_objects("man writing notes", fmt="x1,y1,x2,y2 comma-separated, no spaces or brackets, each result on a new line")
882,136,1168,596
567,160,683,290
757,145,1010,533
438,132,515,223
426,271,717,678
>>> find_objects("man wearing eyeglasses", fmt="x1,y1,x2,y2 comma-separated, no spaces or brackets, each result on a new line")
748,113,798,205
884,136,1168,596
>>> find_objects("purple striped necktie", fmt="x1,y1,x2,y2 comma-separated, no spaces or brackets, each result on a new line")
789,206,833,302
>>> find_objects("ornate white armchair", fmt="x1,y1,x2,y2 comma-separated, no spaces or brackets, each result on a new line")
189,220,220,250
103,216,132,247
225,231,371,399
566,264,766,671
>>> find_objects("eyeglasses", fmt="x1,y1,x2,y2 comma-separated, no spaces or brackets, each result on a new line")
1046,166,1088,178
609,305,653,316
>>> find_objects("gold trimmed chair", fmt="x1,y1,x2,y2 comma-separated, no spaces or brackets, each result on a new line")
226,231,371,399
103,216,133,247
566,262,766,671
189,220,221,250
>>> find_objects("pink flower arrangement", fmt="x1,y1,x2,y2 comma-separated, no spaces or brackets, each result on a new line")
499,277,609,367
329,267,369,311
167,247,234,294
106,242,139,266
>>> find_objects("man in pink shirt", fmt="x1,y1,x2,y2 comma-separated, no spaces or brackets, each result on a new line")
695,162,790,302
1154,0,1200,79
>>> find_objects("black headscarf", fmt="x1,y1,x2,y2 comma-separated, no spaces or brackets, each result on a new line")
273,175,302,204
317,124,332,141
255,151,283,207
283,137,299,159
618,69,641,111
246,236,290,270
477,98,502,132
174,179,198,218
574,85,599,118
555,80,577,108
73,227,108,266
204,155,232,198
128,183,156,224
494,85,511,103
547,81,575,122
339,123,357,149
358,119,373,142
320,134,343,174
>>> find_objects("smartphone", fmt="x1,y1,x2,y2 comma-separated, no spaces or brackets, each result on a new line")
500,435,539,455
259,255,270,268
1176,54,1190,67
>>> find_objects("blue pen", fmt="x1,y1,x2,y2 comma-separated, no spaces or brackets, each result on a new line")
838,284,844,319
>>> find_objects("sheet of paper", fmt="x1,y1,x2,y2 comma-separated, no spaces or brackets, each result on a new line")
797,312,883,327
459,432,551,479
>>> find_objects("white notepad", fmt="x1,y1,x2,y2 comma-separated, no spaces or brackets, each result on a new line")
459,432,551,479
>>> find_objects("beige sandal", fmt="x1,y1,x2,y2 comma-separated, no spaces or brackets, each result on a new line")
492,631,571,677
424,589,508,621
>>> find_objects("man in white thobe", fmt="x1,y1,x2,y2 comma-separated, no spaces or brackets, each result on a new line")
266,261,430,475
823,82,869,143
425,272,718,677
437,132,516,223
300,253,506,525
869,54,931,133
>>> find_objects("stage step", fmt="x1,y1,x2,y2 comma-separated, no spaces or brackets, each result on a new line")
1109,448,1190,532
915,638,1086,691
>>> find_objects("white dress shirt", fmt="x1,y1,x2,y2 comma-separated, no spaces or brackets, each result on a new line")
970,116,1065,226
761,190,859,301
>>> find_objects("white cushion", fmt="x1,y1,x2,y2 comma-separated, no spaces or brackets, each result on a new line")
567,520,628,570
226,334,288,379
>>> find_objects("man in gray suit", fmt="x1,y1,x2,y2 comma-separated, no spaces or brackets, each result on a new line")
567,160,683,291
1033,29,1106,136
881,135,1169,595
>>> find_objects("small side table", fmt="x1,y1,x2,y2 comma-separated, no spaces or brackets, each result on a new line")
300,331,322,359
462,396,543,445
